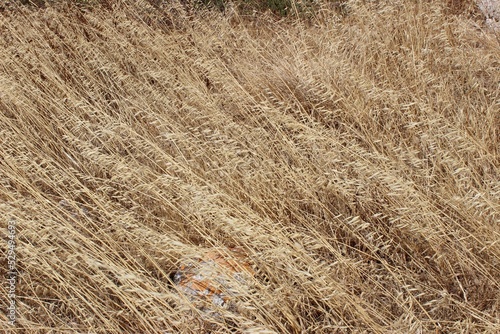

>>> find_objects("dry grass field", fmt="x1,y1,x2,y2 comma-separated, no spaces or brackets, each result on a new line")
0,0,499,332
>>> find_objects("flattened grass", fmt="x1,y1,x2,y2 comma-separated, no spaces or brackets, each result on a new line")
0,1,499,332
